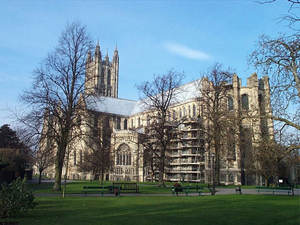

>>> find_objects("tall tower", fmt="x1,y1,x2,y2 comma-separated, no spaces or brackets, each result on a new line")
85,42,119,98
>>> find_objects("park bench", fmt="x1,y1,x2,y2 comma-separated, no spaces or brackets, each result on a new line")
172,186,203,196
113,182,139,193
83,186,121,197
255,186,293,196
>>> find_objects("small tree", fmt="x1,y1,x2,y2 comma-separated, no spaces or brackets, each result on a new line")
136,69,185,187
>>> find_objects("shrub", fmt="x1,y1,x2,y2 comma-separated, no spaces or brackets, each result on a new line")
0,177,37,218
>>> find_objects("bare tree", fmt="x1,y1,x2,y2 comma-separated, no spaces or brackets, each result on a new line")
19,21,93,191
197,63,236,187
249,33,300,159
78,114,113,185
256,0,300,29
136,70,185,187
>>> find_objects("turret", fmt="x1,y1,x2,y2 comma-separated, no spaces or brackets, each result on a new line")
95,40,101,61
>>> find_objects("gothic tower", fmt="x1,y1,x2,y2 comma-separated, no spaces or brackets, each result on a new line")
85,41,119,98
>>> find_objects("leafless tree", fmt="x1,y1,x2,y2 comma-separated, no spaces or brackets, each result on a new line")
256,0,300,29
136,70,185,187
78,114,113,185
249,33,300,159
197,63,237,186
19,21,93,191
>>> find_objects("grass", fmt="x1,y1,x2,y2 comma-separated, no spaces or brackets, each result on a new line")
0,195,298,225
30,180,212,194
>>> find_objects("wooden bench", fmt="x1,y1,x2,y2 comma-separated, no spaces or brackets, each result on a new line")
172,186,203,196
83,186,121,197
113,182,139,193
255,186,293,196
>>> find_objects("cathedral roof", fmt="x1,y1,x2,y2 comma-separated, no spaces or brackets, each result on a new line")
85,79,201,117
86,96,138,116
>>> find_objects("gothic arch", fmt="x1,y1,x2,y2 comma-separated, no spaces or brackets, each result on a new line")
241,94,249,110
116,143,132,166
228,96,234,110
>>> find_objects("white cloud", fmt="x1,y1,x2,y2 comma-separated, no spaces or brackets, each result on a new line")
164,42,211,61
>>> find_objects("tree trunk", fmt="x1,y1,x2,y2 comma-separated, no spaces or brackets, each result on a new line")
53,144,67,191
38,169,43,185
157,151,165,187
99,169,103,185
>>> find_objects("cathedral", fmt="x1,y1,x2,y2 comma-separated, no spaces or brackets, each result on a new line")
43,43,274,186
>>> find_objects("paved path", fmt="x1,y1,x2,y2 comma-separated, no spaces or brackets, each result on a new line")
33,187,300,197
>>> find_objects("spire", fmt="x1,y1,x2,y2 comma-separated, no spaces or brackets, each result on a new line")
113,44,119,62
86,50,92,64
95,40,101,60
105,49,109,62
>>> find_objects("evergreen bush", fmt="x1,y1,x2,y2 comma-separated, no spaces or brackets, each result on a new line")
0,177,37,218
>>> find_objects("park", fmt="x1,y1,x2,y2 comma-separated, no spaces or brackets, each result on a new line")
0,179,299,225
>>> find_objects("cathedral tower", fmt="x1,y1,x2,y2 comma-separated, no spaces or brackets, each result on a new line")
85,41,119,98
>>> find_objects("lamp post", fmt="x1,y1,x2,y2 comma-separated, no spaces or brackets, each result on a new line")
211,152,215,195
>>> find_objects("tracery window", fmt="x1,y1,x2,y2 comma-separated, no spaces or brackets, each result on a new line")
228,96,234,110
117,117,121,129
124,119,128,130
101,69,105,84
107,70,111,85
192,105,196,118
241,94,249,110
116,143,131,166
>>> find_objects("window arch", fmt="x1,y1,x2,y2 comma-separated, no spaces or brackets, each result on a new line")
188,105,191,118
73,151,76,166
124,119,127,130
116,143,131,166
241,94,249,110
193,105,196,118
117,117,121,129
101,69,105,84
107,70,111,85
138,117,141,127
180,108,182,118
228,96,234,110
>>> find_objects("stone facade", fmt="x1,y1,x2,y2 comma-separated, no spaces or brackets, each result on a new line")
42,45,273,186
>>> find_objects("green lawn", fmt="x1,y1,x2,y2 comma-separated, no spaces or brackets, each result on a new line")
0,195,298,225
30,180,210,194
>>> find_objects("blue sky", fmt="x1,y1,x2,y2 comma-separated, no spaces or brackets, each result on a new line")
0,0,294,127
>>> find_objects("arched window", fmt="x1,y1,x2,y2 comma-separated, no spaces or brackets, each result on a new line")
116,143,131,166
193,105,196,118
79,150,83,165
117,117,121,129
173,110,176,119
228,96,234,110
188,105,191,118
124,119,127,130
147,116,151,126
180,108,182,118
107,70,111,85
241,94,249,110
101,69,105,84
131,119,133,128
73,151,76,166
138,117,141,127
183,107,186,117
